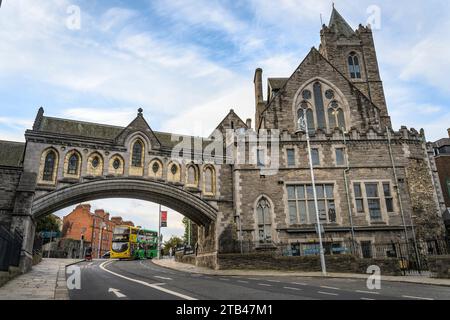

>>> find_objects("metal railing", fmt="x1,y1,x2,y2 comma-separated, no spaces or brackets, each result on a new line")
0,225,23,272
219,238,449,273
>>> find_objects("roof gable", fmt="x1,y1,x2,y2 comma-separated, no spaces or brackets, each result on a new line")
114,108,161,148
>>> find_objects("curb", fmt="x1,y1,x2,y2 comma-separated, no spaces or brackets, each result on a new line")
152,260,450,288
55,260,85,300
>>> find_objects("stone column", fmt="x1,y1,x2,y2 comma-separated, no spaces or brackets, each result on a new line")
10,172,37,273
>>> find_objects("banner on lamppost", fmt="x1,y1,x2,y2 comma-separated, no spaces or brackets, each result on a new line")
161,211,167,227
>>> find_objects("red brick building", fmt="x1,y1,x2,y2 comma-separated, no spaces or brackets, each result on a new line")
62,204,134,258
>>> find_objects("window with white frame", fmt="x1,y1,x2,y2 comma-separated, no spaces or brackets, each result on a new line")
383,183,394,213
287,184,336,225
256,197,272,243
365,183,382,221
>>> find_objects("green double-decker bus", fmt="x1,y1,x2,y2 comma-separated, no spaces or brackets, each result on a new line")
135,229,158,259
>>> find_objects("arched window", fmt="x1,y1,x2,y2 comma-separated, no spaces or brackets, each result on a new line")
43,151,56,181
67,153,79,175
348,53,361,79
203,166,215,195
167,162,180,182
327,101,346,129
109,155,124,175
131,140,143,167
296,81,348,133
256,197,272,243
297,107,315,133
149,159,163,179
187,165,198,187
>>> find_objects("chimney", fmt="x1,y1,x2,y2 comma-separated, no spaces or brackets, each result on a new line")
246,118,252,129
447,128,450,138
254,68,263,106
95,209,105,217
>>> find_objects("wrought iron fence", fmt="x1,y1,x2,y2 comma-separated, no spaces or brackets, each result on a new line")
0,225,23,272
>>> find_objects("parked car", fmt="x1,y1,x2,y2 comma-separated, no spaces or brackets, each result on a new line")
101,251,111,259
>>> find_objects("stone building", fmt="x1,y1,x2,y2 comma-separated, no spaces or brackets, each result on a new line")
0,7,447,271
61,204,134,258
432,129,450,235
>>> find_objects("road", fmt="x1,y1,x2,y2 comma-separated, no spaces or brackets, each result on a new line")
68,259,450,300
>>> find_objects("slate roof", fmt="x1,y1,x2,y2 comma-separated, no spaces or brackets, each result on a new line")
268,78,288,91
0,140,25,167
328,7,355,37
35,116,210,148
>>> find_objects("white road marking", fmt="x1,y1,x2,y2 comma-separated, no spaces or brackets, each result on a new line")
154,276,173,281
108,288,126,298
320,286,340,290
237,280,249,284
248,278,260,281
361,297,375,301
219,278,230,281
356,290,380,295
284,287,302,291
267,280,281,283
99,261,196,300
318,291,339,296
258,283,272,287
291,282,308,286
402,295,434,300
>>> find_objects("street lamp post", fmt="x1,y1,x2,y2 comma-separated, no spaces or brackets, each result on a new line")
296,116,327,276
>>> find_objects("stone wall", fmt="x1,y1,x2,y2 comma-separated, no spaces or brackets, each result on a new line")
217,252,402,275
428,255,450,279
0,167,22,227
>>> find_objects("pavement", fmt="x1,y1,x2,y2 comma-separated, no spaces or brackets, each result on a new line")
153,259,450,287
67,259,450,300
0,258,82,300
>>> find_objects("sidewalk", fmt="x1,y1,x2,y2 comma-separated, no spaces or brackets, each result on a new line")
0,258,82,300
153,259,450,287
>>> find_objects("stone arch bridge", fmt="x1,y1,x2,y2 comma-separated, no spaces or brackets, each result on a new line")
0,108,244,271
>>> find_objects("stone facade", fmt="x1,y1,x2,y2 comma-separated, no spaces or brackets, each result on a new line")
0,8,447,271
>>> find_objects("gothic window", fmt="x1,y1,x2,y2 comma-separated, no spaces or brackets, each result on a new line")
203,166,215,195
43,151,56,181
167,162,180,182
187,165,198,187
348,53,361,79
67,153,79,175
256,197,272,243
131,140,143,167
296,80,348,133
149,159,163,179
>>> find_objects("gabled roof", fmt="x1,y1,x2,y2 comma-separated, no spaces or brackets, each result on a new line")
210,109,248,138
115,109,161,148
328,7,355,37
268,78,288,91
258,47,382,130
31,109,214,149
0,140,25,167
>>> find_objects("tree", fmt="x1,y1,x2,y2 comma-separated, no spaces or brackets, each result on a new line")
162,236,184,255
36,214,60,233
182,217,198,246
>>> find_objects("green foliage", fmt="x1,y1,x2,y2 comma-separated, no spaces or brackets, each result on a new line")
36,214,60,233
162,236,184,255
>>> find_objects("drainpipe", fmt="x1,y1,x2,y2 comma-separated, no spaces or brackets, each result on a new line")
386,127,416,264
342,128,356,253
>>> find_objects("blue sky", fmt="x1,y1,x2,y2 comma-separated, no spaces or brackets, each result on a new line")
1,0,449,238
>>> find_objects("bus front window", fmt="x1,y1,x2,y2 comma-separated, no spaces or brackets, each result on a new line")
112,242,129,253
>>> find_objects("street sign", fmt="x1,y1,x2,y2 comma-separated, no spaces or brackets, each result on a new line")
161,211,167,227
